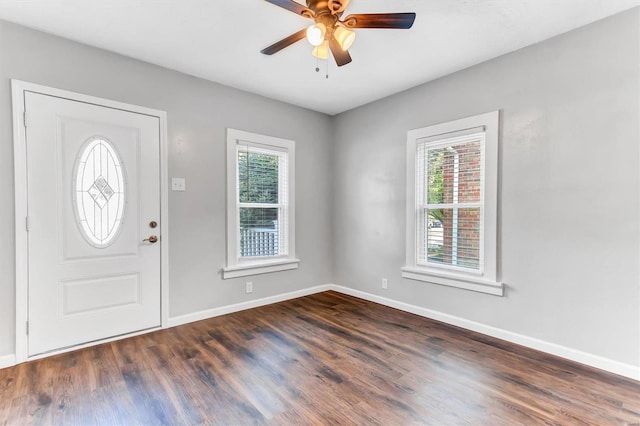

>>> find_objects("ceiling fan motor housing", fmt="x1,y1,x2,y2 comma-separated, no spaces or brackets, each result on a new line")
328,0,350,14
306,0,349,16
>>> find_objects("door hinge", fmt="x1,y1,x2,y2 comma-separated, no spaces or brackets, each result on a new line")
23,111,28,128
25,216,30,232
26,321,29,335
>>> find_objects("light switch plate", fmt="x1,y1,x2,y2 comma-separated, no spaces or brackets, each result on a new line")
171,177,186,191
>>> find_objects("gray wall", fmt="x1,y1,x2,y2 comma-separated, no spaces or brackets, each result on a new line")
332,8,639,366
1,8,638,369
0,20,334,356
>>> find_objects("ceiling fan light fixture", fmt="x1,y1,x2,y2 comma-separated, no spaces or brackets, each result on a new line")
312,40,329,59
260,0,417,67
334,26,356,51
306,23,327,46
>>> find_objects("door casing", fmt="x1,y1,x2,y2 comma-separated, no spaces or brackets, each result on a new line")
12,80,170,363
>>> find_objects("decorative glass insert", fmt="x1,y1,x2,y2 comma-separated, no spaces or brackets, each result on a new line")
73,137,126,248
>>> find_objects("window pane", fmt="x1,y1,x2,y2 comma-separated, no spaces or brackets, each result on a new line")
426,208,480,270
427,140,481,204
238,151,279,204
240,207,279,257
74,138,125,248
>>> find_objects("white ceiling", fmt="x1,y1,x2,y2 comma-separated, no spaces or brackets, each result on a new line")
0,0,637,115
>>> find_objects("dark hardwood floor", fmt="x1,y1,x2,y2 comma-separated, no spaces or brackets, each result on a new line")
1,291,638,425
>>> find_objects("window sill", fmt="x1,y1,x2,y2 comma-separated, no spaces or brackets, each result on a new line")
401,267,504,296
222,258,300,279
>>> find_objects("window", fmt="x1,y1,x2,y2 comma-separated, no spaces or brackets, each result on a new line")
223,129,298,279
73,137,126,248
403,111,503,296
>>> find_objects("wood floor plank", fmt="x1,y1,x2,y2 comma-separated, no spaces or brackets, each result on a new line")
1,291,638,425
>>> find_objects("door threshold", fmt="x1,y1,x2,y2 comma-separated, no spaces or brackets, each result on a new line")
25,325,161,363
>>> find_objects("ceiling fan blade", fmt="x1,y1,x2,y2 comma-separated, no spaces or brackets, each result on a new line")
261,29,307,55
342,12,416,29
263,0,314,18
329,36,352,67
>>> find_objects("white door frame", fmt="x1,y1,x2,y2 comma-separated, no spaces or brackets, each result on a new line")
12,80,170,363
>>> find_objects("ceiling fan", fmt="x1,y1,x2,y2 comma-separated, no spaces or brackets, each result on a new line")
261,0,416,66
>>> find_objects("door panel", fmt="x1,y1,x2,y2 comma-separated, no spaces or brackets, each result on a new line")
25,92,161,356
60,116,141,261
60,273,140,317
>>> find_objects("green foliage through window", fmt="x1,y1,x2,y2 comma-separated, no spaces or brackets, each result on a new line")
238,150,280,229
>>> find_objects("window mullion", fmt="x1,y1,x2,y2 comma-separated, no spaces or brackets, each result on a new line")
238,202,280,209
423,202,482,209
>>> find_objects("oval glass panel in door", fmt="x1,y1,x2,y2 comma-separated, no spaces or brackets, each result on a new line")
73,137,126,248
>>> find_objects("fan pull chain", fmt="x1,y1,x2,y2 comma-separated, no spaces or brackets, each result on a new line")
314,57,329,79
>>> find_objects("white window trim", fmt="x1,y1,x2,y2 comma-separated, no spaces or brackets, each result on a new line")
403,111,503,296
223,129,298,279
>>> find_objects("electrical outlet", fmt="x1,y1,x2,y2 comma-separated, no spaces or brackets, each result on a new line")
382,278,388,290
245,281,253,294
171,177,186,191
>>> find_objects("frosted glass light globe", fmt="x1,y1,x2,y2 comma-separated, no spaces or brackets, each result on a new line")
306,23,326,46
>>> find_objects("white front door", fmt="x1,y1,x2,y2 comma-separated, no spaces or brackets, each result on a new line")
24,90,162,356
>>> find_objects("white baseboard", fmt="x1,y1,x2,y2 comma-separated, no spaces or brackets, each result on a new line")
329,285,640,381
0,354,16,369
167,284,333,328
6,283,638,381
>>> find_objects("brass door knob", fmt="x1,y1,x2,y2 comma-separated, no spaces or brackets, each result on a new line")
143,235,158,243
